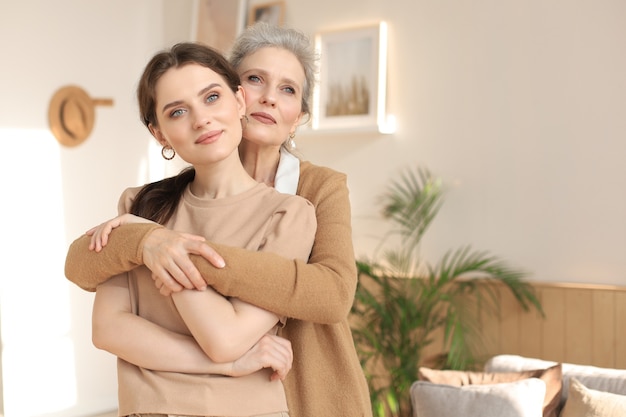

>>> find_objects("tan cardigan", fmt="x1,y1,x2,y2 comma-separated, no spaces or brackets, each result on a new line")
65,160,372,417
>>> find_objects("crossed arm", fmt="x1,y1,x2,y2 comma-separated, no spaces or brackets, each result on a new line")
91,274,292,378
87,188,316,378
65,167,358,324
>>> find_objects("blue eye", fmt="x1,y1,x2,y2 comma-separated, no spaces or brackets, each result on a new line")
205,93,219,103
247,75,261,83
170,109,185,118
283,86,296,94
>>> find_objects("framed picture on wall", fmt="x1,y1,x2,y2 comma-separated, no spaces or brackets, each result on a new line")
246,0,286,27
191,0,246,54
312,22,390,133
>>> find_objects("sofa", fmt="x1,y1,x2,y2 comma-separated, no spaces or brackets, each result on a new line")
410,354,626,417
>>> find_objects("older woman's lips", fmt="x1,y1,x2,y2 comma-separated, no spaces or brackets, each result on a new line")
250,112,276,124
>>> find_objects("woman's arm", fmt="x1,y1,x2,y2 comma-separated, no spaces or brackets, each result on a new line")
66,164,357,324
92,274,223,373
65,223,223,292
65,223,162,292
171,195,317,363
92,274,293,379
67,214,220,292
171,288,281,363
195,165,357,323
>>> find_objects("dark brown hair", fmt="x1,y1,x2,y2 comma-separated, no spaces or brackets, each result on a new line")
130,43,241,225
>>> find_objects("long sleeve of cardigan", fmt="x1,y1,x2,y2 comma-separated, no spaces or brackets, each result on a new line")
64,162,358,324
64,222,164,292
202,165,357,323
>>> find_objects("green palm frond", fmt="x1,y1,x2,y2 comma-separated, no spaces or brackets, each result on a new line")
433,246,543,314
380,167,444,252
351,165,544,417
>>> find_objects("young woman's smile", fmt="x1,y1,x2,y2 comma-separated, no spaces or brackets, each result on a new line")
150,63,245,166
195,129,223,145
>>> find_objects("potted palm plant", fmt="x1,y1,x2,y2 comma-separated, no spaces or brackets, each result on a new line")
351,166,543,417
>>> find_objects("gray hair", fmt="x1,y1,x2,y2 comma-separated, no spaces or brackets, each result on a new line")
229,22,317,116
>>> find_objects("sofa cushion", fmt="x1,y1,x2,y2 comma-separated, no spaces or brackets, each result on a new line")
484,354,626,405
418,364,562,417
410,378,545,417
560,378,626,417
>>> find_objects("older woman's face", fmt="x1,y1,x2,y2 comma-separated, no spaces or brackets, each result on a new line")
237,46,305,147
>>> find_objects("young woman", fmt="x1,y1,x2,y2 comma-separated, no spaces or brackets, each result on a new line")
65,23,372,417
89,42,316,417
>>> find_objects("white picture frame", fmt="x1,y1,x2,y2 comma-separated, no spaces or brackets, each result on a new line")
312,22,389,133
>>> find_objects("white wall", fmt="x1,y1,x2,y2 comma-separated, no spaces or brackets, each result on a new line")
0,1,186,415
0,0,624,416
288,0,626,286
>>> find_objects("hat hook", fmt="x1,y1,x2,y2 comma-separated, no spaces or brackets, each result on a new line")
48,85,114,147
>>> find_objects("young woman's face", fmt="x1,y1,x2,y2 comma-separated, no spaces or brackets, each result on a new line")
150,63,245,166
237,47,305,147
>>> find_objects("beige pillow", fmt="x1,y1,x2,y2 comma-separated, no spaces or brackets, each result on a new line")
418,364,562,417
410,378,546,417
485,354,626,404
560,378,626,417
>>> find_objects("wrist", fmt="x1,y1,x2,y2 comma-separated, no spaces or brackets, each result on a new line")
224,362,238,377
137,223,166,262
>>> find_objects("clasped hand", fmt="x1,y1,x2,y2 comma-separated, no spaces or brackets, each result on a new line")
86,213,225,294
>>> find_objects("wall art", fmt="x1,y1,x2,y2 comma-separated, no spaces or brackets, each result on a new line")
312,22,389,132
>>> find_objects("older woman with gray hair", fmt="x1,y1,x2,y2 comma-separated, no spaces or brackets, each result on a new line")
66,22,372,417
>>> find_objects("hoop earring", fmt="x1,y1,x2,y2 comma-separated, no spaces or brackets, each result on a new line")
288,132,296,149
161,145,175,160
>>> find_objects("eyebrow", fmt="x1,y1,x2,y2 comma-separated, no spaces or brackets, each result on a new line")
160,82,222,114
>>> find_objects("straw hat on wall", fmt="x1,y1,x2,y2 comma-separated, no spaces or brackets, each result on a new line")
48,85,113,147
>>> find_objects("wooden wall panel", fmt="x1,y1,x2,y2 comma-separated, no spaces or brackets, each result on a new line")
564,289,593,364
518,300,543,359
484,282,626,369
616,291,626,369
592,290,615,367
478,284,503,357
539,287,566,363
421,322,445,365
499,288,522,355
353,279,626,371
